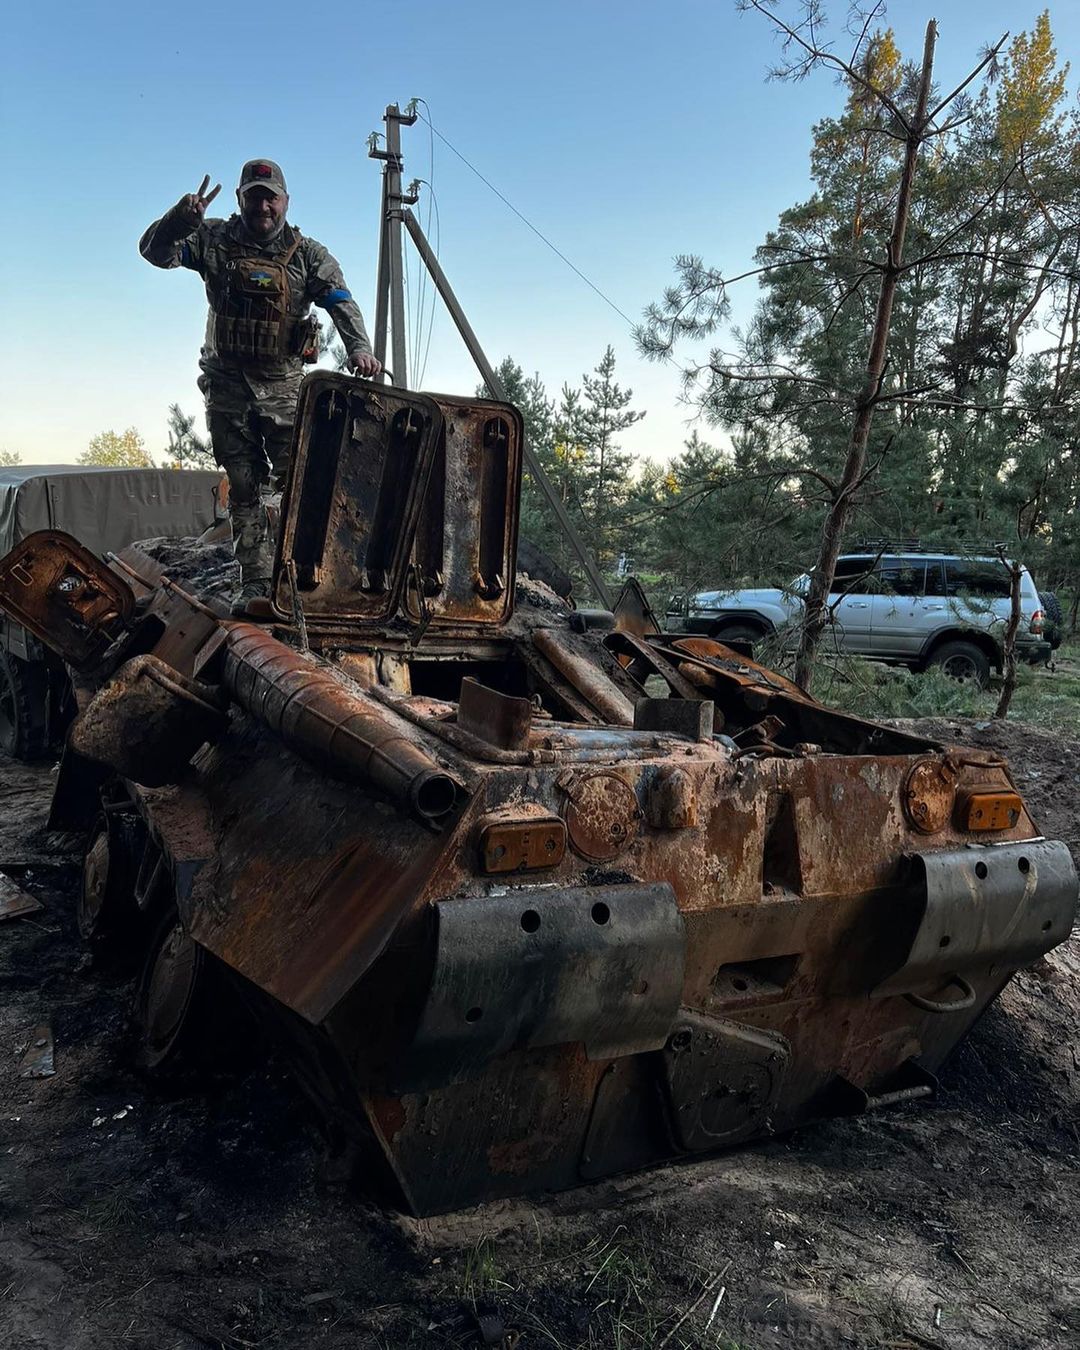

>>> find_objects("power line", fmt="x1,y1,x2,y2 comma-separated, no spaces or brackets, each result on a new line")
414,109,638,331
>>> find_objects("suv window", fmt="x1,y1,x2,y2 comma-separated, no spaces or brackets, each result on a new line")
875,559,927,597
829,558,876,596
945,559,1011,599
924,560,948,597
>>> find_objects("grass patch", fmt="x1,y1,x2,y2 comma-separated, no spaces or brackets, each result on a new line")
796,640,1080,734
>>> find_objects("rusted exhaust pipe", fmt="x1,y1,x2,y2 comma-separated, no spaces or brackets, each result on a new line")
222,625,461,824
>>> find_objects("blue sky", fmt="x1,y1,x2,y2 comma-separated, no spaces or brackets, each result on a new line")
2,1,1077,466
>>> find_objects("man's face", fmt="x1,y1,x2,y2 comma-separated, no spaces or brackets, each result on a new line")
238,185,288,238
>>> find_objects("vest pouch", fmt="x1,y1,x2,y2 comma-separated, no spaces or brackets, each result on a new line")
225,257,291,313
214,315,290,362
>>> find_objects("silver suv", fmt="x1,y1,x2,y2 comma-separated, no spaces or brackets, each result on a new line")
668,551,1052,686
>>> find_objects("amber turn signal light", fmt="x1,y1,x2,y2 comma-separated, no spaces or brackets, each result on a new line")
479,817,567,873
956,789,1022,832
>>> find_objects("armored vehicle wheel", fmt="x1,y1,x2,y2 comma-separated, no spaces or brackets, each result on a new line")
79,831,113,941
79,822,133,943
0,651,49,761
927,640,991,687
134,910,211,1072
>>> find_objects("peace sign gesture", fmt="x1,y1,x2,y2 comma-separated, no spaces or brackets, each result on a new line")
177,174,221,225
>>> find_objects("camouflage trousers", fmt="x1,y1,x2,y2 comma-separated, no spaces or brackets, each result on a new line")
203,366,303,583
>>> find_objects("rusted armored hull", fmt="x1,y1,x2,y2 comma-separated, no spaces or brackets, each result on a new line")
155,706,1073,1214
1,374,1075,1215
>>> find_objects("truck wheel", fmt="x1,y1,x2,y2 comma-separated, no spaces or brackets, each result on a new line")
927,641,991,688
712,623,765,646
0,652,49,761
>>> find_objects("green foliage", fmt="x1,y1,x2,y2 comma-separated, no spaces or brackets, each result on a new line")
0,449,21,467
631,10,1080,625
164,404,215,470
79,428,154,468
484,349,642,593
817,645,1080,734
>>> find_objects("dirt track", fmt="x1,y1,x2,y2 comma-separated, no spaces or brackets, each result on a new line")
1,718,1078,1349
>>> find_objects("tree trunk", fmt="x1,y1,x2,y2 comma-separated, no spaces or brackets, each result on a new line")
793,20,938,692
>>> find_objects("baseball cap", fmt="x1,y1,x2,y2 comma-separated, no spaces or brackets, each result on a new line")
238,159,287,196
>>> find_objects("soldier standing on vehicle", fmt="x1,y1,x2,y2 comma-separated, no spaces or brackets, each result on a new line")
140,161,381,615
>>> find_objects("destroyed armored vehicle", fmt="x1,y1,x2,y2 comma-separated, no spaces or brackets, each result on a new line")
1,373,1075,1216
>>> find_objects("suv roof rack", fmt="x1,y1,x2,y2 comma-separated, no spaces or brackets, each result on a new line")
850,539,1011,557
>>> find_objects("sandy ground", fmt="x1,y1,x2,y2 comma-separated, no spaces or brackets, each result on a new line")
1,717,1078,1350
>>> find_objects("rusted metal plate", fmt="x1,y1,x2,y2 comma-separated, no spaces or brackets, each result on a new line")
273,374,444,623
612,576,660,640
403,393,523,628
873,840,1078,998
457,677,532,751
395,881,684,1091
0,530,135,670
185,722,463,1024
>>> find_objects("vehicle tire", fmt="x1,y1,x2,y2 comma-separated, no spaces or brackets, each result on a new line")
78,815,142,955
927,640,991,688
711,622,766,647
0,651,50,761
134,908,215,1073
1040,590,1063,650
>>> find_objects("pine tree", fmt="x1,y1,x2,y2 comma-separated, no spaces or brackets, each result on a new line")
164,405,215,470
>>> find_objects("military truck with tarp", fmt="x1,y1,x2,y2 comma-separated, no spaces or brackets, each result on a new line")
0,465,222,758
0,374,1075,1216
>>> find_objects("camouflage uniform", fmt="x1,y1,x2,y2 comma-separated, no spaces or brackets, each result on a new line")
140,203,373,583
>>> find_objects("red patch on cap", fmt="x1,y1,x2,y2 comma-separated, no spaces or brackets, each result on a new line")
253,164,272,177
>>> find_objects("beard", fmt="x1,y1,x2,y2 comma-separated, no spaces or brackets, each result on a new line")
241,209,286,242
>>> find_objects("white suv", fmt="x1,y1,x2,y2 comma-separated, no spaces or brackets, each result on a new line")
668,551,1052,686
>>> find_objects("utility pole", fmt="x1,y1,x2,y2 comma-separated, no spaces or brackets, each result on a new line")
367,104,613,607
368,104,418,388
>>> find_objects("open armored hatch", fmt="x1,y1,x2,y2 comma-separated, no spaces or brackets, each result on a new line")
271,374,523,631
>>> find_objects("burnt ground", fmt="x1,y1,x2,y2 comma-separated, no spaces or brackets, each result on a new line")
1,719,1079,1350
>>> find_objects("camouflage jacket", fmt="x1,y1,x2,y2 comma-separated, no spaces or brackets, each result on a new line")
140,207,372,376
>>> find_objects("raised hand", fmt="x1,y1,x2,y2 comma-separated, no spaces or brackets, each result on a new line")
176,174,221,225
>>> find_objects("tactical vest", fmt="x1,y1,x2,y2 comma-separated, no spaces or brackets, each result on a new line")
212,228,317,364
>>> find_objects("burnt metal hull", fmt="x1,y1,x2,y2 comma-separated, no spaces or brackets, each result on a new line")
2,375,1075,1216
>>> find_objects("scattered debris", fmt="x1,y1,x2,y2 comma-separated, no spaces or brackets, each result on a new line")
17,1023,55,1078
0,872,44,921
658,1260,732,1348
704,1283,727,1332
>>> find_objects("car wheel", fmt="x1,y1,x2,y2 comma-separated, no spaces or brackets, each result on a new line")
927,640,991,688
712,623,766,646
0,652,50,761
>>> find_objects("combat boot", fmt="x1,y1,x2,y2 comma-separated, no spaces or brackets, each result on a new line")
230,577,274,620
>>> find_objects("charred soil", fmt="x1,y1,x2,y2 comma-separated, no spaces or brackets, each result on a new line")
1,716,1078,1349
